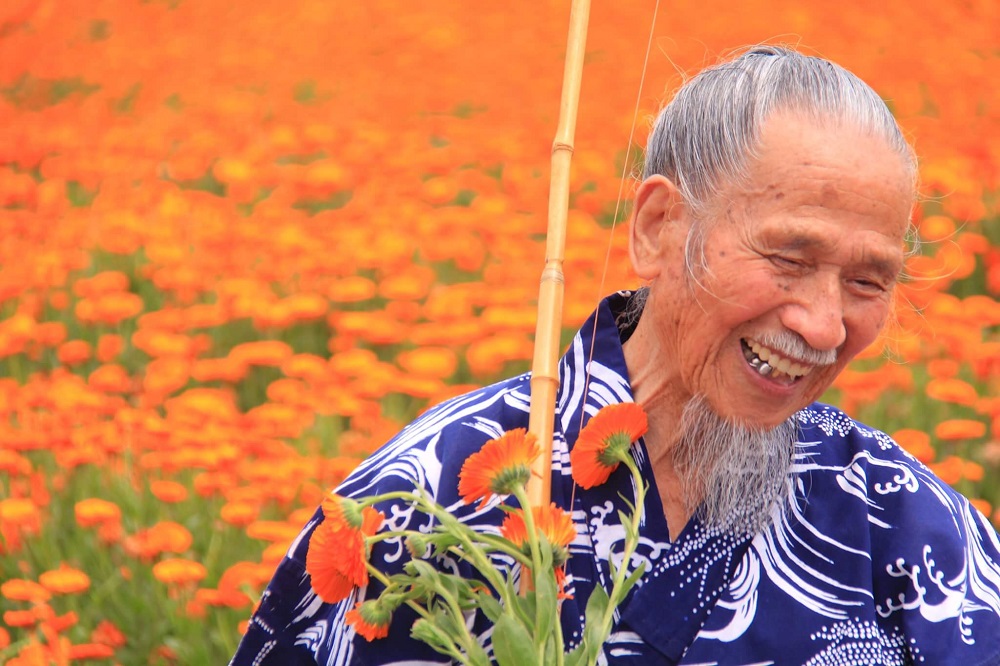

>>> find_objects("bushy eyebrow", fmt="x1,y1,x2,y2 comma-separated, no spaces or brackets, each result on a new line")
765,228,904,281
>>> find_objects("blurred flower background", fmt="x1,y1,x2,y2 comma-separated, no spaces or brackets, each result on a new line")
0,0,997,662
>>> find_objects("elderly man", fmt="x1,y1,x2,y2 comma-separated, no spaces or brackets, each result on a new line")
231,47,1000,665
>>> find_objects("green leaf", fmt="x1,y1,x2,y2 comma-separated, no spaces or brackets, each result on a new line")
617,510,637,541
465,638,492,666
621,562,646,598
432,605,464,640
492,615,536,666
406,559,443,586
520,587,537,621
538,533,555,569
544,634,557,666
506,578,533,626
564,644,587,666
411,617,458,655
476,590,504,623
532,565,558,644
573,585,611,665
616,491,638,514
427,531,461,553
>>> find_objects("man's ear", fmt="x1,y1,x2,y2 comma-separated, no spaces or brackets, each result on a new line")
629,175,688,280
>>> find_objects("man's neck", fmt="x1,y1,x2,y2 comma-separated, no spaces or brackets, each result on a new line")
622,314,698,541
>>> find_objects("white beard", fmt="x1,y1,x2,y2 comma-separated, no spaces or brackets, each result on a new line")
671,395,797,536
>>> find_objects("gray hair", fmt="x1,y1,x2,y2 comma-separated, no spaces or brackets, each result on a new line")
642,45,918,274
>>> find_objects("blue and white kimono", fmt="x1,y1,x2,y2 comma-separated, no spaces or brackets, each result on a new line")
231,292,1000,666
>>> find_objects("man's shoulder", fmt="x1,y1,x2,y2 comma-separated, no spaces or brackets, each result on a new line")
795,402,946,485
760,404,1000,662
337,373,533,501
796,402,902,455
789,401,1000,563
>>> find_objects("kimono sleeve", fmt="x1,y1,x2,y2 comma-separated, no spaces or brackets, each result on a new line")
230,383,524,665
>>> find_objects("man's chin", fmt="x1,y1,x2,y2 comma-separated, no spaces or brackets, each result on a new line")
703,393,808,432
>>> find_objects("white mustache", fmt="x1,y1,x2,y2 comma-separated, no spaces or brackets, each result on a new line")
752,331,838,367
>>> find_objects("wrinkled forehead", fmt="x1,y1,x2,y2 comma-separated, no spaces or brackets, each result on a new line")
734,112,915,227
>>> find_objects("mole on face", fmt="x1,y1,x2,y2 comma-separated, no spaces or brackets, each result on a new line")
821,183,839,206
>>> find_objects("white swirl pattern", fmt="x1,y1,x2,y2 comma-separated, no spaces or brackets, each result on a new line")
231,293,1000,666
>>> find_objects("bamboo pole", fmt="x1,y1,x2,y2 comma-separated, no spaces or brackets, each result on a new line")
526,0,591,510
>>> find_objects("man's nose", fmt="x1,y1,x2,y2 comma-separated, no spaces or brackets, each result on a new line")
779,279,847,352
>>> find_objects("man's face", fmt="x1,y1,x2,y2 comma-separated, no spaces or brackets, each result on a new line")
636,111,913,428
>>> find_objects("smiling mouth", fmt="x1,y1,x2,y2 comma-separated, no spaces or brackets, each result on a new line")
741,338,814,384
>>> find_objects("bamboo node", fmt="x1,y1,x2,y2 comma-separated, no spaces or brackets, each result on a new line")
540,266,565,284
552,141,575,155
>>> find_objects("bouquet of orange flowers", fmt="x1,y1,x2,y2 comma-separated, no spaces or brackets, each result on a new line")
305,402,649,666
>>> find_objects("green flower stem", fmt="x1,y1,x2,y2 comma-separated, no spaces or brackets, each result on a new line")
368,565,474,665
594,456,647,645
472,533,534,568
411,494,515,599
367,566,435,625
554,613,566,666
510,485,547,665
437,582,485,664
360,490,527,607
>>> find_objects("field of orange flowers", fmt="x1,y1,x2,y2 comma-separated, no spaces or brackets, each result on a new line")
0,0,997,663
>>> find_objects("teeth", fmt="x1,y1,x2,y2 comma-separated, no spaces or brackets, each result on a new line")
744,338,813,380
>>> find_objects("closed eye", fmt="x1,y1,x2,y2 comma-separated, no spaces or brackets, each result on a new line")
848,276,890,295
768,254,807,270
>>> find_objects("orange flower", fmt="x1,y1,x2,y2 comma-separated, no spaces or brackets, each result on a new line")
34,321,67,348
56,339,92,366
458,428,540,507
501,502,576,565
229,340,294,367
152,559,208,586
39,564,90,595
925,378,979,406
891,429,935,464
1,578,51,602
554,565,573,600
0,498,40,528
305,494,384,603
345,600,392,641
73,271,130,299
45,609,78,632
125,521,193,559
396,347,458,380
220,501,259,527
2,608,38,628
0,450,32,476
92,292,144,325
75,498,122,528
90,619,127,648
96,334,125,363
150,479,189,503
142,357,192,398
67,643,116,660
88,364,132,393
935,419,987,442
570,403,648,489
970,499,992,518
327,276,377,303
245,521,301,543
